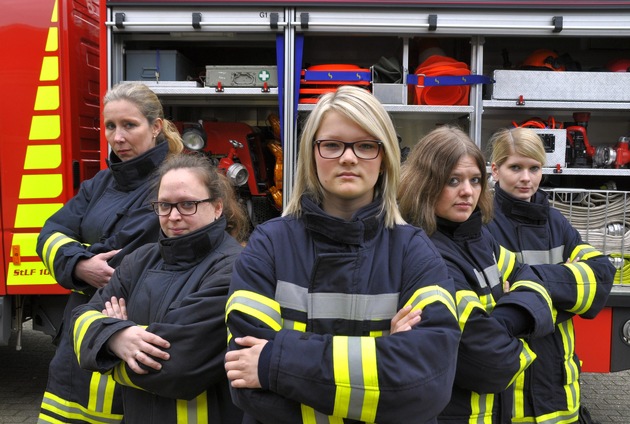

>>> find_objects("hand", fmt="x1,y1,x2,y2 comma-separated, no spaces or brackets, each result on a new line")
224,336,268,389
390,305,421,334
102,296,127,320
106,326,171,374
74,250,121,289
503,280,510,293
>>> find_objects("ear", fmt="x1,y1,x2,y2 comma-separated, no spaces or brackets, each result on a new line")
152,118,164,137
490,162,499,181
214,199,224,219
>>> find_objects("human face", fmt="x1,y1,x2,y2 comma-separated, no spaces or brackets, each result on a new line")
435,155,482,223
157,168,223,238
491,154,542,201
314,111,383,219
104,99,162,161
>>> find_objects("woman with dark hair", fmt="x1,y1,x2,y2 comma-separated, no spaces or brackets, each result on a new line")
71,153,247,423
37,82,184,423
399,125,556,423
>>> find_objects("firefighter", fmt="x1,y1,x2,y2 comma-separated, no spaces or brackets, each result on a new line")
398,125,556,423
37,82,184,423
487,127,615,424
71,154,247,423
224,85,460,424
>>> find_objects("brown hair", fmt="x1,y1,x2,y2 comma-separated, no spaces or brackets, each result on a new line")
398,126,493,236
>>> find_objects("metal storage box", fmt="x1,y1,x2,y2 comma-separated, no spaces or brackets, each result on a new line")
492,70,630,102
125,50,193,82
205,65,278,88
531,129,566,167
372,83,406,104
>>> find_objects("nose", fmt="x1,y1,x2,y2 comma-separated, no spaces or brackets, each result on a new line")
520,170,531,182
339,145,358,163
167,206,182,220
113,127,126,143
460,180,474,196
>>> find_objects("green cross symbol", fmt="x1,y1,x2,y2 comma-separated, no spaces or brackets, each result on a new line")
258,70,271,82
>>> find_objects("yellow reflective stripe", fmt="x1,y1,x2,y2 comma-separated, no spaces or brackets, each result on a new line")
512,371,526,419
507,339,537,387
176,391,208,424
35,86,60,111
24,144,62,169
30,115,60,140
112,362,143,390
41,231,77,279
40,56,59,81
225,290,282,331
510,280,556,322
479,292,496,313
10,233,39,256
19,174,62,198
88,373,118,414
369,330,384,337
73,310,104,364
332,336,379,422
15,203,63,228
570,244,602,261
283,319,307,332
456,290,484,332
406,285,457,320
46,26,59,51
559,320,579,412
51,0,58,23
39,390,123,423
497,247,517,281
564,262,597,315
470,391,493,424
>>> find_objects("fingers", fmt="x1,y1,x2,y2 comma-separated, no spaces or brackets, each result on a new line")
503,280,510,293
390,305,422,334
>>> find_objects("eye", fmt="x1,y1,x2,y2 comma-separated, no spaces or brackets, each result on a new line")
509,164,521,171
105,122,115,130
471,177,482,185
157,202,172,211
447,177,460,187
356,141,378,152
320,140,343,150
124,122,137,130
530,166,541,173
179,201,197,211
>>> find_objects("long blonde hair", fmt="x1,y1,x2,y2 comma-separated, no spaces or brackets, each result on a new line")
283,86,404,228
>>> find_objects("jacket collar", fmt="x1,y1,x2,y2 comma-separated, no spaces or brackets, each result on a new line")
158,216,227,268
108,142,169,191
436,208,482,241
494,183,549,224
301,196,383,245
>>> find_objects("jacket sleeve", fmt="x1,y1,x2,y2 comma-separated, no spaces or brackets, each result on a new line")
445,258,538,394
112,251,238,400
37,172,160,290
528,218,615,319
37,174,102,291
73,244,240,401
226,227,460,424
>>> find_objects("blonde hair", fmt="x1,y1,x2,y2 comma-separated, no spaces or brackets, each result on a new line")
104,82,184,155
283,86,404,228
399,126,493,236
489,127,546,168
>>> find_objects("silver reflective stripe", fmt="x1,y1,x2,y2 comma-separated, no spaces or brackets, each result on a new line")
347,337,366,418
276,280,398,320
519,245,565,265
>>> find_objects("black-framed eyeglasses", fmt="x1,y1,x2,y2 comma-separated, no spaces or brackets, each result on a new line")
314,139,383,160
151,199,213,216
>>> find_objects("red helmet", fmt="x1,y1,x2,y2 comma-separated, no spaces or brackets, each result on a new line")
520,49,565,71
606,58,630,72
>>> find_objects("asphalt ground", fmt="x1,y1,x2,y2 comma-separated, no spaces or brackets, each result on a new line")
1,322,629,423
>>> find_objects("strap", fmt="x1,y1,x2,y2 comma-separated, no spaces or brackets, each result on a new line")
303,70,372,82
406,74,494,87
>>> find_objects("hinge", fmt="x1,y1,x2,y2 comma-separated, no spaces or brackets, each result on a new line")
192,12,202,29
270,12,279,29
300,12,309,29
552,16,563,33
428,14,438,31
115,12,125,29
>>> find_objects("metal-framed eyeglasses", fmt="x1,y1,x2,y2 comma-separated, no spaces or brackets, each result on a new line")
314,139,383,160
151,199,213,216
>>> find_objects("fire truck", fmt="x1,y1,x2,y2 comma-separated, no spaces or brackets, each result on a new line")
2,0,630,376
0,0,100,348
